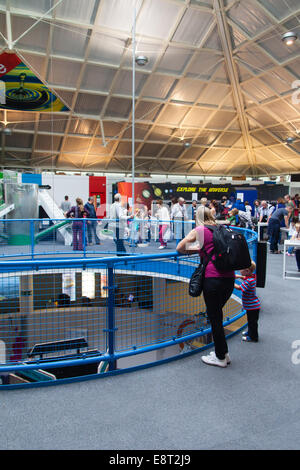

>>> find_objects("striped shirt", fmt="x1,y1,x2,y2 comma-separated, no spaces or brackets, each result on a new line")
240,274,261,310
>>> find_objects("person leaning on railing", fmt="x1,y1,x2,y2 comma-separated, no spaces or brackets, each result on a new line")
176,206,235,368
267,204,294,254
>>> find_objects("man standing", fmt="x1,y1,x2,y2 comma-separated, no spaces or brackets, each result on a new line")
109,193,132,255
188,200,198,222
84,197,100,245
60,195,71,215
171,197,188,246
259,200,274,222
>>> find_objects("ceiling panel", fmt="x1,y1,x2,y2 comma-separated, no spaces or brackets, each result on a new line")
0,0,300,176
172,8,214,46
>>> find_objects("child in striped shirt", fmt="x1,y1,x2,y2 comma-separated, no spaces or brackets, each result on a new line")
235,260,261,342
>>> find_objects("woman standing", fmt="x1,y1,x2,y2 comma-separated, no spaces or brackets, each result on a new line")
66,198,89,251
156,199,170,249
177,206,235,368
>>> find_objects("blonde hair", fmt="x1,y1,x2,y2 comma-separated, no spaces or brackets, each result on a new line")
76,197,84,212
230,208,239,216
249,260,256,273
195,206,216,226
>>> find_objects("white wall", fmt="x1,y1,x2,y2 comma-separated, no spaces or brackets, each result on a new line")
290,183,300,196
42,174,90,207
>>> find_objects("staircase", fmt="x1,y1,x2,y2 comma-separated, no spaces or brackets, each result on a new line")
38,190,72,246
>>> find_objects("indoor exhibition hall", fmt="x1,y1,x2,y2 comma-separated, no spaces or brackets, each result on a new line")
0,0,300,452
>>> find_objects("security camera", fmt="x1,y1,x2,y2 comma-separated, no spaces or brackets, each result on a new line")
2,127,12,135
135,55,148,66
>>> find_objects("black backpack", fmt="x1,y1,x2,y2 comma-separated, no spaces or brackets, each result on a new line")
206,225,252,272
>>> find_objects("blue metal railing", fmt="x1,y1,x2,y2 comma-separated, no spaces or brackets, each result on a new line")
0,226,257,389
0,218,257,260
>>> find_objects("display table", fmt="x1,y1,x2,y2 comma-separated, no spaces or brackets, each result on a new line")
280,227,289,241
257,222,268,242
283,240,300,280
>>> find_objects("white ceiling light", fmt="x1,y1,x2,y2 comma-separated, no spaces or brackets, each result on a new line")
183,141,191,148
2,127,12,135
282,32,298,46
135,55,148,66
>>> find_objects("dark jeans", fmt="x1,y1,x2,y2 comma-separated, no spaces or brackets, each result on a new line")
87,220,100,244
296,250,300,270
114,226,126,256
72,221,83,251
203,277,235,360
246,309,260,341
268,219,280,252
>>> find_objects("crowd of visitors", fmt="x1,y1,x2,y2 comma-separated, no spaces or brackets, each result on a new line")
62,192,300,266
58,190,299,369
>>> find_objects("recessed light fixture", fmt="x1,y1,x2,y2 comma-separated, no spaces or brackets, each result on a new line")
2,127,12,135
183,141,191,148
135,55,148,66
282,31,298,46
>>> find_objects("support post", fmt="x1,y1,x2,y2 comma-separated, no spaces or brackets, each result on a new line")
107,262,116,371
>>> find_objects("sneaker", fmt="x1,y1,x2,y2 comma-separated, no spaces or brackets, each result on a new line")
225,353,231,365
242,335,258,343
201,351,227,368
158,245,166,249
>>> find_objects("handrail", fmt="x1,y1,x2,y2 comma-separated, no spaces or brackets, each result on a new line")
0,251,182,272
0,218,257,261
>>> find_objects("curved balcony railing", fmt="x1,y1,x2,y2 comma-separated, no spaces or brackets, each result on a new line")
0,225,257,389
0,218,257,260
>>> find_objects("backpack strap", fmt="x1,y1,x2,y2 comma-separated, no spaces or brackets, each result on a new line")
200,244,214,269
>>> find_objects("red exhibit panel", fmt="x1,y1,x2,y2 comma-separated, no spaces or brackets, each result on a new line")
117,182,154,209
89,176,106,218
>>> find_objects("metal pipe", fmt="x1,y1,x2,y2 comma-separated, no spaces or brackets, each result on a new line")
131,2,136,211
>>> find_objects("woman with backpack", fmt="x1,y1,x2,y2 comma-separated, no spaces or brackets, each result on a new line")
177,206,235,368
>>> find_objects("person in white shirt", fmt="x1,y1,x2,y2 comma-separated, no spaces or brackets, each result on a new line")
171,197,188,246
156,200,170,249
109,193,132,255
259,201,273,222
244,201,252,215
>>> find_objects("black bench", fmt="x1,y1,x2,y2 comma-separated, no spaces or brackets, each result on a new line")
27,337,89,360
26,337,102,379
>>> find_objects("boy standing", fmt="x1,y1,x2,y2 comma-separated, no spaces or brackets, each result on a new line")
235,261,261,342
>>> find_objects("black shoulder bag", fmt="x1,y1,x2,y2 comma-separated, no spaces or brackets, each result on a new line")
188,248,214,298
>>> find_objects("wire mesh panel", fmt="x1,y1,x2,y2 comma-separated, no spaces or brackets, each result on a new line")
0,225,257,388
113,254,245,354
0,267,108,367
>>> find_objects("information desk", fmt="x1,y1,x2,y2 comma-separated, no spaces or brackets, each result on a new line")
283,240,300,280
